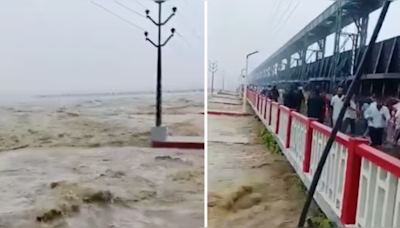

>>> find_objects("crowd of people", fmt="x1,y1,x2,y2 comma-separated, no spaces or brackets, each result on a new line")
252,84,400,150
306,86,392,148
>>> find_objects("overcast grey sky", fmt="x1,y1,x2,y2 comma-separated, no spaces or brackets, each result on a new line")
209,0,400,91
0,0,204,94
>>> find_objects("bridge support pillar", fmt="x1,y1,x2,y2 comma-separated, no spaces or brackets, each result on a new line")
330,7,344,91
297,50,306,81
359,15,369,48
353,15,369,74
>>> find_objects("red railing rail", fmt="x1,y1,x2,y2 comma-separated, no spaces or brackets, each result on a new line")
310,120,351,146
356,144,400,178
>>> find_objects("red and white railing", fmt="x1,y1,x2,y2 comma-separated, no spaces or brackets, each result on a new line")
246,89,400,227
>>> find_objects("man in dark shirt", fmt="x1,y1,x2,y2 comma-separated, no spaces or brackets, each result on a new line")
284,85,297,109
261,87,269,96
269,86,279,102
295,87,305,112
320,90,330,124
307,88,325,123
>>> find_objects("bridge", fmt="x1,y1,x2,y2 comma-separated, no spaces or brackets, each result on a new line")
244,88,400,227
249,0,400,96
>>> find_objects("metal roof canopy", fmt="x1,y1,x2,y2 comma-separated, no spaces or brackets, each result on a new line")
253,0,383,73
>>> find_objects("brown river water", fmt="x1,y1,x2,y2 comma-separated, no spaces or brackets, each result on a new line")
0,93,204,228
207,97,304,228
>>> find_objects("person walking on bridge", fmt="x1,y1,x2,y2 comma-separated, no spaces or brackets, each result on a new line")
295,86,305,113
269,85,279,102
307,88,325,123
330,86,345,126
365,98,390,148
261,86,269,96
342,94,357,135
361,98,372,137
320,90,330,124
284,85,297,110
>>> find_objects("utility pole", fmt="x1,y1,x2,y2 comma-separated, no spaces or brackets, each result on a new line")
144,0,177,127
208,60,218,95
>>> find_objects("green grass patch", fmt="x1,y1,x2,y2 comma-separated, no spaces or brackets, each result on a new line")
259,127,282,155
307,210,334,228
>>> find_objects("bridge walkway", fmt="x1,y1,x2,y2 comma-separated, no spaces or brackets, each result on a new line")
207,94,304,227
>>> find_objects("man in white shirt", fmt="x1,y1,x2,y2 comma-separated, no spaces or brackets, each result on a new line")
361,99,371,137
330,86,345,126
364,98,390,147
342,94,357,135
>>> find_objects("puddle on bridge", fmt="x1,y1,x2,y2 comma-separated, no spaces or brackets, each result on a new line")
208,101,305,228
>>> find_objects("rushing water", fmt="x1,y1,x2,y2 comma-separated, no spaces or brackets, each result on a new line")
0,92,204,228
207,95,304,228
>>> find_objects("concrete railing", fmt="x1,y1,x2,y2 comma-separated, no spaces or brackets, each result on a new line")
246,89,400,227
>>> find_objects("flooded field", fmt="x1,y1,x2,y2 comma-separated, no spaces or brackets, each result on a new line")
207,97,304,228
0,93,204,228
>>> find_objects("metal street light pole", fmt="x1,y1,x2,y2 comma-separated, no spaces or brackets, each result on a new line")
144,0,176,127
242,51,259,113
241,68,246,76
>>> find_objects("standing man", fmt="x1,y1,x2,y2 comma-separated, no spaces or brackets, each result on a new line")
261,86,269,96
342,94,357,135
320,90,330,124
269,85,279,102
284,84,297,109
295,86,305,113
365,98,390,148
307,88,325,123
361,98,372,137
330,86,345,126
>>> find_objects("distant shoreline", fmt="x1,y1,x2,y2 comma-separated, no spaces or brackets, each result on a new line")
35,89,204,98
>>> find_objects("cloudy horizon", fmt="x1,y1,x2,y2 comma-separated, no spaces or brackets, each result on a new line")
0,0,204,95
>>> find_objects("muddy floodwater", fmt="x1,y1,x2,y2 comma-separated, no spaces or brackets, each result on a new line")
208,99,304,228
0,93,204,228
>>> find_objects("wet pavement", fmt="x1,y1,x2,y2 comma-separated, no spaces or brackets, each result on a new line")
207,94,304,228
